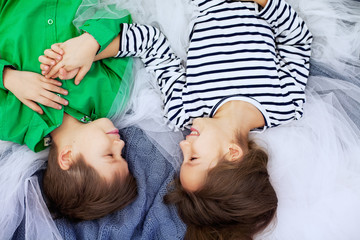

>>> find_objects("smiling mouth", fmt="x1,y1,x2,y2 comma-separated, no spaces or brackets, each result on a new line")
188,127,200,136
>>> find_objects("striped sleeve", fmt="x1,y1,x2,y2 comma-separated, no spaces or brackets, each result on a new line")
115,23,187,129
191,0,209,7
257,0,312,90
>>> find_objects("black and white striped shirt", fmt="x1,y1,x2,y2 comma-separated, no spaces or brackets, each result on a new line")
116,0,312,131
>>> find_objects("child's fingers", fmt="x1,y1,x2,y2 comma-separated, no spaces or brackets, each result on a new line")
58,68,66,80
74,66,91,85
51,43,64,55
24,100,44,115
59,68,79,80
40,64,49,75
42,77,63,87
46,62,65,78
36,95,64,111
38,55,56,66
59,68,72,80
40,64,51,76
44,49,62,61
40,63,52,76
40,64,49,71
42,64,60,79
52,72,60,79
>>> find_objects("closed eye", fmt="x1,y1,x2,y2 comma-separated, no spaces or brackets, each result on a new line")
105,154,118,164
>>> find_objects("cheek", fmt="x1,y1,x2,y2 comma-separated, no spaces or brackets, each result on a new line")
180,167,206,192
85,131,109,148
193,139,217,158
179,166,186,183
118,161,129,177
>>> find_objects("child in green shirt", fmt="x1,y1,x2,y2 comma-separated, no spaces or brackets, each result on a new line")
0,0,137,221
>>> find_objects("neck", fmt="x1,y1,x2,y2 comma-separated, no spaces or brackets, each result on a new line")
213,100,265,136
51,114,82,145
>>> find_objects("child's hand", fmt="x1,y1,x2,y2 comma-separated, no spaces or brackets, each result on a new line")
3,68,68,114
40,33,100,85
39,48,79,80
39,45,79,80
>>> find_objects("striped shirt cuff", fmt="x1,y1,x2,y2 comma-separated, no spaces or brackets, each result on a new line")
115,23,130,58
255,0,277,20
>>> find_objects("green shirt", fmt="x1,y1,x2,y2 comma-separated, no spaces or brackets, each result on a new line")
0,0,133,152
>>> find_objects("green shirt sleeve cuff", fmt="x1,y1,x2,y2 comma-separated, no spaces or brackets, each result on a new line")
79,9,132,53
0,59,15,91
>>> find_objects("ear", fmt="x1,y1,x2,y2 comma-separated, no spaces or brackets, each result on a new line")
58,145,74,170
228,143,243,161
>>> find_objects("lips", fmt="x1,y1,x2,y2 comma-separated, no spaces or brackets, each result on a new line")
188,127,200,136
106,129,119,135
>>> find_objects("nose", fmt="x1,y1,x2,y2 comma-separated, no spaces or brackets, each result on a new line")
180,140,192,163
112,139,125,161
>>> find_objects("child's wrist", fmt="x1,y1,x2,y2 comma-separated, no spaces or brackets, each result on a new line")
82,32,100,55
255,0,268,8
3,67,16,91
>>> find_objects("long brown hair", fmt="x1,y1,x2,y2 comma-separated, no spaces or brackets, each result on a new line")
43,144,138,221
164,141,277,239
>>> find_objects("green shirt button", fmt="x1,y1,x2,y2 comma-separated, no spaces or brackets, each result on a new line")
47,19,54,25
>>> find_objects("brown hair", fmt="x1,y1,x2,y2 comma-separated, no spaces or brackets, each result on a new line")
164,141,277,240
43,143,138,221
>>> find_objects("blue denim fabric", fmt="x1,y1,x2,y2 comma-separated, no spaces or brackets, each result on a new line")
13,126,185,240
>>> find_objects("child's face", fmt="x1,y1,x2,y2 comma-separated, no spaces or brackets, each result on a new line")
73,118,129,182
179,118,230,192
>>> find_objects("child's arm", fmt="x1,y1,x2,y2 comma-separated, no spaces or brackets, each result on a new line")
0,66,67,151
42,23,187,107
115,23,185,84
39,33,120,82
41,23,188,128
40,6,132,85
256,0,313,90
115,23,188,128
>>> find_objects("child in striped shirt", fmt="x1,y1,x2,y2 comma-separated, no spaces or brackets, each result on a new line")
40,0,312,237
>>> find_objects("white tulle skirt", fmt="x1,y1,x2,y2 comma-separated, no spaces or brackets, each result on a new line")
256,76,360,239
0,0,359,239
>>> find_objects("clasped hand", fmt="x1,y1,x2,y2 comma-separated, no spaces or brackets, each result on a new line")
39,32,99,84
3,33,98,114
